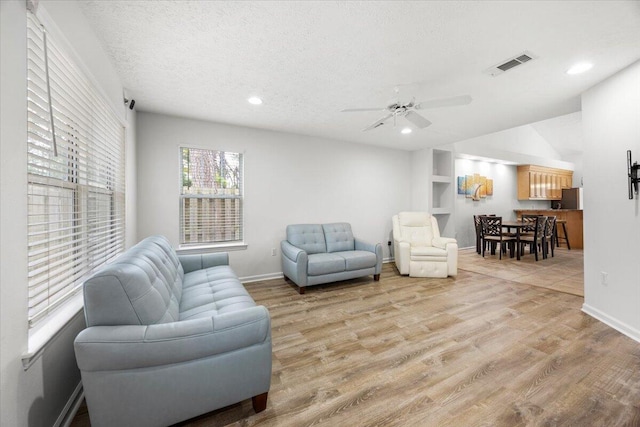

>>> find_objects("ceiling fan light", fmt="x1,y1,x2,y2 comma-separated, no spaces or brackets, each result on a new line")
247,96,263,105
401,128,412,134
566,62,593,75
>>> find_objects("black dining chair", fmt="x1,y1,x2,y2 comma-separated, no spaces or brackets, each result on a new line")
480,216,516,259
519,216,546,261
520,214,539,237
543,216,557,259
473,214,495,255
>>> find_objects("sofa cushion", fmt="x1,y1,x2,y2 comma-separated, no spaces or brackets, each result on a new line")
182,265,238,288
308,253,346,275
398,212,436,246
180,265,256,319
410,246,448,261
83,236,182,327
323,223,356,253
333,250,377,270
287,224,327,254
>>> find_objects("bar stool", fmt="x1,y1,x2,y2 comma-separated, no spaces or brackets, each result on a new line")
555,220,571,250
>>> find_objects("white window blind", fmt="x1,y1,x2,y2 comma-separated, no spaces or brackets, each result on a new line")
26,13,125,328
180,147,243,245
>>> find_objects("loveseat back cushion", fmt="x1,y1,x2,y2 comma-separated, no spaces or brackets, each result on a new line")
83,236,182,327
398,212,436,247
286,224,327,254
322,223,355,253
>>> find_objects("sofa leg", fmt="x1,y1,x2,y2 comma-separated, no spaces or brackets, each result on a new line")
298,286,305,294
374,274,380,281
252,392,268,413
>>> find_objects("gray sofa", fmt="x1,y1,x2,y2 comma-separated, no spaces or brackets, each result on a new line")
281,223,382,294
74,235,272,427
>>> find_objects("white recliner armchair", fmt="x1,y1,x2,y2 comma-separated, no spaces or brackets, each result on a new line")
392,212,458,278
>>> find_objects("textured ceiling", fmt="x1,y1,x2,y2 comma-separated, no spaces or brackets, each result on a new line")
77,1,640,151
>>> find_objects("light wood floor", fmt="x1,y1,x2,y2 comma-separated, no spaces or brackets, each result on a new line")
71,248,640,426
459,246,584,297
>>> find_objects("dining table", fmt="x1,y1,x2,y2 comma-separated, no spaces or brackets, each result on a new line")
501,220,531,260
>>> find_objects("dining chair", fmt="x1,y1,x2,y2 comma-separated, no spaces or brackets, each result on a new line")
473,214,495,255
520,214,539,237
519,216,546,261
543,216,557,259
480,216,516,259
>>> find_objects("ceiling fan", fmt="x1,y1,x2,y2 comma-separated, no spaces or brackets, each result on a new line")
341,92,472,132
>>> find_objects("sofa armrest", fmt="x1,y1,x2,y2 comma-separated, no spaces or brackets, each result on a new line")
74,306,270,372
280,240,308,286
178,252,229,274
355,239,383,274
280,240,305,263
432,237,457,250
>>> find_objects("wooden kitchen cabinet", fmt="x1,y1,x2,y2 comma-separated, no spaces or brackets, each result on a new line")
517,165,573,200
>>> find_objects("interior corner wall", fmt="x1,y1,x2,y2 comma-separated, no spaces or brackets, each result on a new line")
136,112,411,278
581,60,640,342
410,148,431,211
125,107,138,249
0,2,134,426
453,159,550,248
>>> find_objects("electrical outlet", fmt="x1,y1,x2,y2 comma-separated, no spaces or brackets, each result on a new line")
387,241,392,246
601,271,608,286
271,248,276,256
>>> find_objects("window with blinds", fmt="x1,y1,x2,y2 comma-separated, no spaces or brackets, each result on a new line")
180,147,243,245
26,13,125,328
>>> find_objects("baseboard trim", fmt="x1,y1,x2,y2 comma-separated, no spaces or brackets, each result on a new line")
241,272,284,283
582,303,640,344
241,259,395,284
56,382,84,427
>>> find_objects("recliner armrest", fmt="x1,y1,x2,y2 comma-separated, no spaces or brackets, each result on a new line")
178,252,229,273
74,306,271,372
432,237,457,250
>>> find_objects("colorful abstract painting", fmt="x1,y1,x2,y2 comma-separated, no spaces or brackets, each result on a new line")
457,176,466,194
458,174,493,201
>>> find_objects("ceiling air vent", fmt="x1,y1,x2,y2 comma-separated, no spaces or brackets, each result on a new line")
485,51,537,77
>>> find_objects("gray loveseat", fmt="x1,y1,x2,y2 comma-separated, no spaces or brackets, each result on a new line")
74,235,272,427
281,223,382,294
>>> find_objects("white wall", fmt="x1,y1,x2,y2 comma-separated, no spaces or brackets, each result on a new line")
410,148,431,212
454,160,550,248
445,122,576,172
0,1,136,425
581,60,640,342
136,112,411,279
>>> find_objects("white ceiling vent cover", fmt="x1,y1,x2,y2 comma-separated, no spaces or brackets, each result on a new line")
485,51,537,76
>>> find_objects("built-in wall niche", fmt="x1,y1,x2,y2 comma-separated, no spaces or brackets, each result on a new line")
433,150,453,177
430,149,455,237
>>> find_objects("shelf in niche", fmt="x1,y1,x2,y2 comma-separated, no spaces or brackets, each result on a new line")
431,175,452,183
431,208,452,215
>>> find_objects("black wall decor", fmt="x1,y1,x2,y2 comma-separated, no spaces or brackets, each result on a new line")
628,150,639,199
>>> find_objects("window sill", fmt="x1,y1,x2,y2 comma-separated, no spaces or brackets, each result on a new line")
22,292,84,370
177,242,248,255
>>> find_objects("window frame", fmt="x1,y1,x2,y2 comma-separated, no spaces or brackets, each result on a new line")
178,146,245,250
24,11,126,359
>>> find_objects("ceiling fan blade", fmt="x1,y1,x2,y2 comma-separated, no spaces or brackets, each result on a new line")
341,107,386,112
414,95,472,110
405,111,432,129
362,113,393,131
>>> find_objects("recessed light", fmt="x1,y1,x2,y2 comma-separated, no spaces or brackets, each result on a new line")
401,128,412,134
566,62,593,75
247,96,263,105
